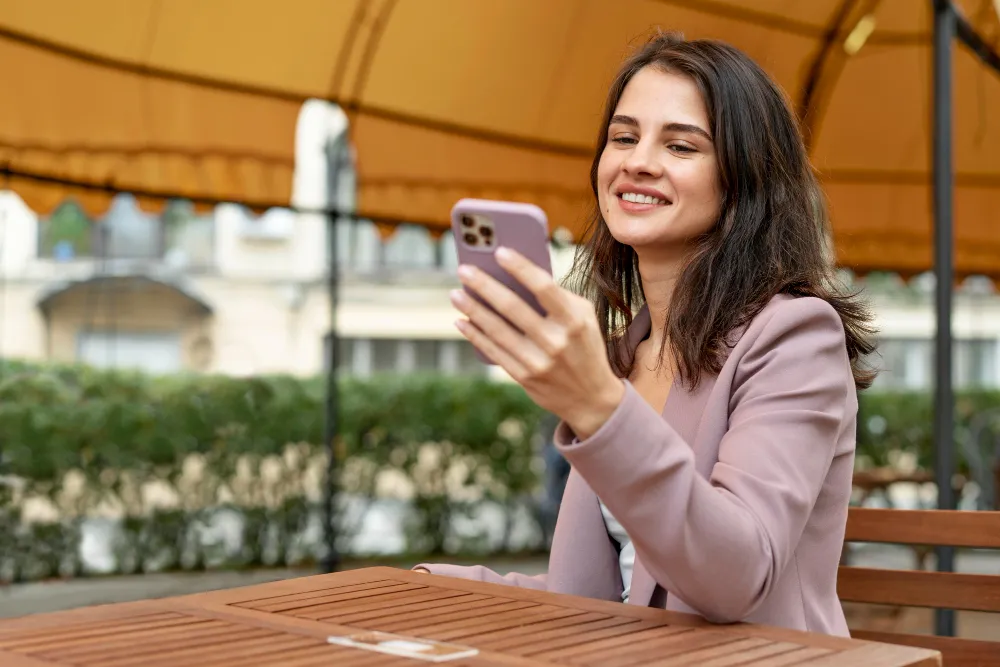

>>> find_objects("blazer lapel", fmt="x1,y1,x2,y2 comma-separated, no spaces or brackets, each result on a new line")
547,470,624,601
625,307,719,607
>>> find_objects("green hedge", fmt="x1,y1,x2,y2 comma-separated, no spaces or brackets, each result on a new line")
0,361,544,581
858,390,1000,473
0,361,541,487
1,359,998,582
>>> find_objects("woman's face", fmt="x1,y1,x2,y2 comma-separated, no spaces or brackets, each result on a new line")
597,66,723,255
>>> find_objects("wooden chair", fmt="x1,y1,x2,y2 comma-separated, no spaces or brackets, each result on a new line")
839,507,1000,666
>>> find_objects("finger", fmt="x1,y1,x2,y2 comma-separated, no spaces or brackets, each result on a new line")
451,289,550,369
457,263,548,335
493,247,574,320
455,319,530,381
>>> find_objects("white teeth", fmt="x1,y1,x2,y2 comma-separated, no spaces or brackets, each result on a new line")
620,192,666,205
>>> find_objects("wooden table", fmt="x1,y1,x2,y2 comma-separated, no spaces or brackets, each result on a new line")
0,566,940,666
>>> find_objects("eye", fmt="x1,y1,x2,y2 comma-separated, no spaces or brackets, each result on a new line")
668,143,696,154
610,135,638,146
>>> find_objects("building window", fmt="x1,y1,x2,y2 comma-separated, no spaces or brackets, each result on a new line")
414,340,439,371
38,201,95,260
454,338,484,373
98,194,164,259
871,338,998,390
383,225,437,269
38,195,191,262
334,220,456,273
77,330,182,374
371,339,399,373
324,335,485,377
439,231,459,271
162,201,215,271
871,338,931,390
956,339,997,388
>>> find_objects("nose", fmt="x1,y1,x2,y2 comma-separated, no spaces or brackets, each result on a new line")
621,138,663,179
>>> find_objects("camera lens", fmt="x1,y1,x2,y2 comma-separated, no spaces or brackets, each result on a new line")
460,215,475,228
462,232,478,245
479,226,493,238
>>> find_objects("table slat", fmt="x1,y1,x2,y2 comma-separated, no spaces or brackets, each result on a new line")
376,598,538,633
532,624,687,661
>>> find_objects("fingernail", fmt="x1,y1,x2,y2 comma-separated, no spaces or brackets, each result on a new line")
450,289,468,305
457,264,474,279
495,246,512,260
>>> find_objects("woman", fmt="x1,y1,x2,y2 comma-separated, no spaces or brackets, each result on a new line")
415,32,876,637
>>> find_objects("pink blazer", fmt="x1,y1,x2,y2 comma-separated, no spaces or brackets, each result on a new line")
418,295,856,636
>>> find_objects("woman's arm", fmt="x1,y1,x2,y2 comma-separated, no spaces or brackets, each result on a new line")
411,470,623,601
447,251,852,620
555,297,852,623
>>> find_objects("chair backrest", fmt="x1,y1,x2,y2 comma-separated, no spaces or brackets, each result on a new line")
839,507,1000,666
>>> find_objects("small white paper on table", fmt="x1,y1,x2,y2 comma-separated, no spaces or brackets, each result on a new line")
328,631,479,662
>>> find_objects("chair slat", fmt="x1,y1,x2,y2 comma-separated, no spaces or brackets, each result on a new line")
846,508,1000,548
850,629,1000,667
838,567,1000,613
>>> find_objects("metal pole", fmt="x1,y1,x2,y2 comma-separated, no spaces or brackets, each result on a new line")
932,0,956,638
320,137,345,574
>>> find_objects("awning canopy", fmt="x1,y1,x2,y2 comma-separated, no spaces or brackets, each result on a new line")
0,0,998,277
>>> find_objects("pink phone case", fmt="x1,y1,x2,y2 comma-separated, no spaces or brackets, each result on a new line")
451,198,553,365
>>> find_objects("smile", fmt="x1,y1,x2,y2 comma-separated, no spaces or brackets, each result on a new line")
617,191,670,212
619,192,668,205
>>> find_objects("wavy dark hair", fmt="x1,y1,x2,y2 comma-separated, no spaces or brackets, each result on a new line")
568,32,877,390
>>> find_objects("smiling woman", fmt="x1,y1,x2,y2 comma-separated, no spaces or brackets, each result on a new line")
416,31,877,639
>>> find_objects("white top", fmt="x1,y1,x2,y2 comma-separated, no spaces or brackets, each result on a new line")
599,499,635,603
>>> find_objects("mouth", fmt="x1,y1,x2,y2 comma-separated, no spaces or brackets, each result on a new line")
614,187,671,213
618,191,669,206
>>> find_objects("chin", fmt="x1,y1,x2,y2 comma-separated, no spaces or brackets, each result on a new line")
605,215,680,248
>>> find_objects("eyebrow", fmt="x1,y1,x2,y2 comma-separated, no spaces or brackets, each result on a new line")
609,114,713,143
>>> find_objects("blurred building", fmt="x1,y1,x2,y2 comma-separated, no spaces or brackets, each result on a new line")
0,99,997,387
865,273,1000,391
0,100,574,379
0,190,487,378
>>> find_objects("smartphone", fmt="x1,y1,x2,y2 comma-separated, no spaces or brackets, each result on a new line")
451,198,553,364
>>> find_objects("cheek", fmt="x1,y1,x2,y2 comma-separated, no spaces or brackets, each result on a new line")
679,165,721,207
668,166,721,234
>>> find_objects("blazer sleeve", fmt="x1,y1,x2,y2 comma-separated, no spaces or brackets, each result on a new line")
554,297,853,623
410,564,547,590
413,469,622,601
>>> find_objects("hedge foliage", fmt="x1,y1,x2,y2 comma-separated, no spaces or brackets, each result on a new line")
858,389,1000,473
0,361,544,581
1,359,998,582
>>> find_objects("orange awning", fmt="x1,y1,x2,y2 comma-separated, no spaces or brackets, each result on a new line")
0,0,998,277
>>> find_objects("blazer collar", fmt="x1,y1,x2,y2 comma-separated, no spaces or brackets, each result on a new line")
618,305,719,608
610,305,653,373
627,305,653,353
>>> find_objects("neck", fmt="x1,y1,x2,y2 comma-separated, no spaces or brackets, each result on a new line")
636,246,689,352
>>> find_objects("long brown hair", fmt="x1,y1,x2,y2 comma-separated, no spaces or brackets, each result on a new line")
568,32,877,389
